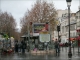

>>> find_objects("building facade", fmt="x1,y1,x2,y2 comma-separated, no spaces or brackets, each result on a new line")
76,7,80,46
65,13,77,40
53,9,69,43
76,7,80,36
54,9,78,43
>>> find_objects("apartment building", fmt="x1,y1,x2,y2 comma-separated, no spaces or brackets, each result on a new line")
76,6,80,46
53,9,69,42
54,9,78,43
65,13,77,39
76,7,80,39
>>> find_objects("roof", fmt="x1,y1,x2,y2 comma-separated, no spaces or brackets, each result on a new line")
21,35,28,38
21,34,39,38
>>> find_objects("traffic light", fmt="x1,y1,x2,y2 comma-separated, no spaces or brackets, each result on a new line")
57,25,60,31
45,22,48,31
30,22,32,25
59,35,61,42
66,0,72,2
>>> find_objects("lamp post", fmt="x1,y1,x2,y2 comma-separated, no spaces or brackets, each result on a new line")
57,25,61,53
28,22,30,52
57,20,61,42
66,0,72,58
57,25,60,42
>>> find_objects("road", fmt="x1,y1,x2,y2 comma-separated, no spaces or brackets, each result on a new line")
0,47,80,60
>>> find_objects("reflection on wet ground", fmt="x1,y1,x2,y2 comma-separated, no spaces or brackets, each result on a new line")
0,52,80,60
0,48,80,60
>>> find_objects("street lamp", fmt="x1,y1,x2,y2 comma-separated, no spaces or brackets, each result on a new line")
57,25,60,42
66,0,72,58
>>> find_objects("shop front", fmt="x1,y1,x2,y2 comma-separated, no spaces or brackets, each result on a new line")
76,35,80,46
76,29,80,53
21,34,54,51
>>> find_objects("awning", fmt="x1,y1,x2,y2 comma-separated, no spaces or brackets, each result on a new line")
67,38,76,41
76,29,80,32
76,36,80,40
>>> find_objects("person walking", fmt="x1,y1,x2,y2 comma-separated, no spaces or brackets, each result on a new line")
54,39,60,55
14,41,18,53
65,42,68,52
21,40,26,53
18,42,21,52
27,44,30,52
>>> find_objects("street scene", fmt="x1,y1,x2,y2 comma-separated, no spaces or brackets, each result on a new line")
0,0,80,60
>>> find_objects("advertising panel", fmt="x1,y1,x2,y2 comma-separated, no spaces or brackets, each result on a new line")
33,23,45,33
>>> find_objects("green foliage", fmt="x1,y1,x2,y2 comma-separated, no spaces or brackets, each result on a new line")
3,34,9,39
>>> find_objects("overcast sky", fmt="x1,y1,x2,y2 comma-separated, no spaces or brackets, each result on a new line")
0,0,80,30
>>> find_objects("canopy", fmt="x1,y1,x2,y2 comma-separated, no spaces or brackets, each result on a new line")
76,36,80,40
67,38,76,41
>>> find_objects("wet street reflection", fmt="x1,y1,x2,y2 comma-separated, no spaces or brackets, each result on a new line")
0,52,80,60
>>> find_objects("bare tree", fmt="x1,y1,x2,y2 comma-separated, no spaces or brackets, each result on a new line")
0,12,17,38
20,0,58,35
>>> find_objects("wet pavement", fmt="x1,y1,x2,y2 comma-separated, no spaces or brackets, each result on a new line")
0,47,80,60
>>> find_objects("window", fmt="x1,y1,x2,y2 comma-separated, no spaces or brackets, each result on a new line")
76,16,78,19
62,26,64,32
66,26,68,32
70,25,76,31
61,19,63,22
79,16,80,19
70,33,73,37
73,32,76,37
77,21,80,27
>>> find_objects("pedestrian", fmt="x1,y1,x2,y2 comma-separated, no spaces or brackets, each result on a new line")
18,42,21,52
27,44,30,52
54,39,60,55
14,41,18,53
72,41,75,53
21,40,26,53
65,42,68,51
44,42,47,50
65,42,68,47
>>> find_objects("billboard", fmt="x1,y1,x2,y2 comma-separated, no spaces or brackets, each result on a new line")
33,23,45,33
32,23,49,36
33,23,49,33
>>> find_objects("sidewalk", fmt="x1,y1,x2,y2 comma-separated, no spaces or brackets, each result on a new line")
30,47,80,59
57,47,80,59
30,47,79,54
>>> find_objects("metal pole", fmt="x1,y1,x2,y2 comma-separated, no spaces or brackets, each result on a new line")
58,30,59,42
57,25,60,42
68,5,72,58
78,40,79,53
28,22,30,51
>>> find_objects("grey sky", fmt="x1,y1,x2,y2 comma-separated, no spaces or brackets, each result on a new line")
0,0,80,30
